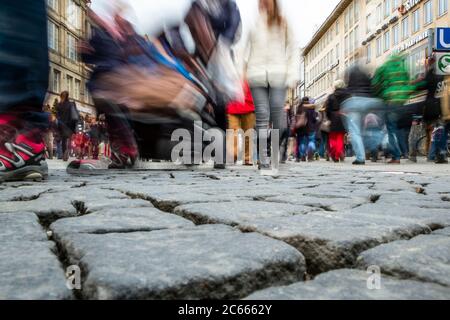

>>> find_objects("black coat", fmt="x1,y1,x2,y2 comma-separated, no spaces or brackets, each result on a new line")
57,100,77,137
326,89,348,132
346,66,373,97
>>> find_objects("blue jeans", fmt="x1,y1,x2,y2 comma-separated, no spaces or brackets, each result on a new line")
0,0,48,127
341,96,385,162
297,132,316,158
385,111,402,160
318,132,328,158
250,86,287,165
364,129,384,155
435,122,450,158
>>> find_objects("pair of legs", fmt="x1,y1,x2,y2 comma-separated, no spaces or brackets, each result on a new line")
318,132,328,159
279,128,290,163
408,120,426,161
226,112,256,164
434,121,450,163
0,0,49,181
297,132,316,160
342,97,400,163
363,129,384,161
384,110,402,161
250,86,286,167
397,126,411,158
328,131,345,162
43,130,54,159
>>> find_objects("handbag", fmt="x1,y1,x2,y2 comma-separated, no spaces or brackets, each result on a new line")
320,112,331,132
70,102,80,123
294,112,308,130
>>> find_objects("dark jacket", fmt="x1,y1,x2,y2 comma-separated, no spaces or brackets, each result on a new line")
326,89,348,132
296,105,318,135
198,0,241,44
346,65,373,97
57,100,78,137
416,68,445,122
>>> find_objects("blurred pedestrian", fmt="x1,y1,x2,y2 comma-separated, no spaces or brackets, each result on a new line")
295,97,318,162
245,0,299,171
0,0,49,182
372,54,414,164
226,81,256,165
56,91,79,162
280,103,292,163
363,113,385,162
326,80,348,163
341,65,384,165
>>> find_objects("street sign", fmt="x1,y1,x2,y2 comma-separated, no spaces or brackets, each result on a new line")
435,52,450,75
435,28,450,51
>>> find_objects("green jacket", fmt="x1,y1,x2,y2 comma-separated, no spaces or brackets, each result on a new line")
372,54,415,106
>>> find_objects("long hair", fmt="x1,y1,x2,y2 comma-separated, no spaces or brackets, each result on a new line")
260,0,284,27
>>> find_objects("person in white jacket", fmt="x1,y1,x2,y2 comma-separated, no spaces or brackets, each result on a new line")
245,0,299,170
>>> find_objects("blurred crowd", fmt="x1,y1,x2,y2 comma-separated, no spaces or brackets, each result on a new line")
286,53,450,166
0,0,449,182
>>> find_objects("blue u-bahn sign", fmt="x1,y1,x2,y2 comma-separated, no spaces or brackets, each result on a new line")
435,28,450,51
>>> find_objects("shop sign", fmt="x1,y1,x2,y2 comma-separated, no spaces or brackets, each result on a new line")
435,52,450,75
394,31,428,53
435,28,450,51
398,0,423,15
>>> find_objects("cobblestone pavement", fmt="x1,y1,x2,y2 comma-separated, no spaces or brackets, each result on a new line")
1,159,450,300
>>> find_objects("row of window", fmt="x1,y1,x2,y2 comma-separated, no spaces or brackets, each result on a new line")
47,0,82,29
367,0,448,62
344,0,361,33
50,68,92,104
368,0,447,34
48,20,79,62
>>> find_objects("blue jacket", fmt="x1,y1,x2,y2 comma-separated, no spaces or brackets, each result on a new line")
206,0,241,44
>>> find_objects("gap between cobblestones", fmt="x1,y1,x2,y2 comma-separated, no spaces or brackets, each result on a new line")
34,214,79,300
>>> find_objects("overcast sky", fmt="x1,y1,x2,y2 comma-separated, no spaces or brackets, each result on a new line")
92,0,341,48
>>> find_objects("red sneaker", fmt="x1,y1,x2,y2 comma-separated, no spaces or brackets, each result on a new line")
0,115,48,182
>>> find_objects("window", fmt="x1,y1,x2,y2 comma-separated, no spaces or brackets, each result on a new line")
47,0,58,11
366,44,372,63
384,30,390,52
349,29,354,52
74,79,81,100
384,0,391,17
48,20,59,51
336,43,340,60
376,37,382,57
402,17,409,39
345,9,349,32
366,14,372,34
424,1,433,24
349,3,354,28
355,0,360,22
345,35,349,56
438,0,448,16
336,21,339,35
354,26,359,50
66,75,73,94
393,24,400,45
66,34,77,61
67,0,81,29
412,9,420,33
393,0,400,11
377,4,382,24
52,69,60,93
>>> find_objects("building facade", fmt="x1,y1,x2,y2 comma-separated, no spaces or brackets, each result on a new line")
46,0,95,116
303,0,450,105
